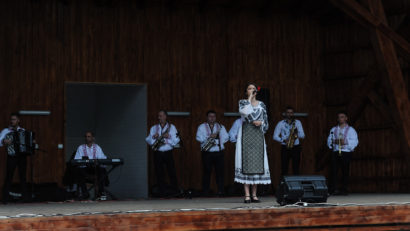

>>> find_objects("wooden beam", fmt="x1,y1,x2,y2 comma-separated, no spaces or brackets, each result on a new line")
330,0,410,63
347,68,379,124
367,90,394,126
365,0,410,153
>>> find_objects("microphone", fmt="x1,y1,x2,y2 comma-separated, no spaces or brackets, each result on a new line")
252,90,257,95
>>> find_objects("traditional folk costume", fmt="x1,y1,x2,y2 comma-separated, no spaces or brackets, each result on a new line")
273,119,305,175
0,126,29,202
234,100,271,185
327,124,358,194
228,118,244,143
74,143,108,198
146,123,180,193
196,122,229,195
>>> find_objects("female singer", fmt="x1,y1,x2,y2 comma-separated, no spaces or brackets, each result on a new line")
234,83,271,203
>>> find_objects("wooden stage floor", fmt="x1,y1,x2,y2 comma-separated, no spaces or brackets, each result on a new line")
0,194,409,230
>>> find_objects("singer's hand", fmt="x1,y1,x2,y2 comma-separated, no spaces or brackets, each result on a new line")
210,134,218,139
163,133,170,138
253,121,262,127
153,133,159,139
3,139,11,145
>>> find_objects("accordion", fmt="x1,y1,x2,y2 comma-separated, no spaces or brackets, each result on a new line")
5,130,35,156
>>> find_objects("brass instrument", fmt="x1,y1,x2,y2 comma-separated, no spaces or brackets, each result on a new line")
286,120,298,149
338,131,343,156
152,125,171,151
202,126,221,152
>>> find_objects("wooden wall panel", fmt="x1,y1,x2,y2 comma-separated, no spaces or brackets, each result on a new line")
2,0,406,195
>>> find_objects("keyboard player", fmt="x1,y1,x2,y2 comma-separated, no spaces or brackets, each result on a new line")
73,131,108,200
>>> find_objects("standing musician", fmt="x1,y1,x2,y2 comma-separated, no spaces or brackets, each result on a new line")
196,110,229,197
228,118,244,143
273,106,305,176
74,131,108,200
146,110,180,195
327,111,358,195
0,113,29,203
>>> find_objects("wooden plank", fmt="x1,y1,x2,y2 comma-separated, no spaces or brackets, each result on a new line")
0,205,410,230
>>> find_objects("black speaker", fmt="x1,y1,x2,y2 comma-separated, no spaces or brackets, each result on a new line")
276,175,328,206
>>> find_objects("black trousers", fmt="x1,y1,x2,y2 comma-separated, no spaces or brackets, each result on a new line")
281,145,301,176
329,151,352,193
154,150,178,191
202,151,224,194
2,154,28,202
75,166,108,196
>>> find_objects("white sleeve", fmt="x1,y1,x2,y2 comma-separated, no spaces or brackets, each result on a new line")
166,125,180,147
228,121,239,143
297,120,305,139
239,100,253,116
0,128,9,147
74,146,83,160
96,145,107,159
145,126,156,146
346,128,359,151
196,124,207,144
273,122,283,143
219,126,229,145
327,128,334,149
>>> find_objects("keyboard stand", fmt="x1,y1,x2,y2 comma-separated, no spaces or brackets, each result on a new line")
87,164,122,200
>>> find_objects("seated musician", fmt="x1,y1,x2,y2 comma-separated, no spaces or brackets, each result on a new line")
74,131,108,200
0,113,29,203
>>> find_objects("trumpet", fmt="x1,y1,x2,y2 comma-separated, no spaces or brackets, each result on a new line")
202,127,221,152
338,132,343,156
286,121,298,149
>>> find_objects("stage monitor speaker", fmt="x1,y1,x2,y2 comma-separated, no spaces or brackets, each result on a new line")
276,175,328,206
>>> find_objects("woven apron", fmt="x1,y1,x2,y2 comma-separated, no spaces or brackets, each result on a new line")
241,122,264,174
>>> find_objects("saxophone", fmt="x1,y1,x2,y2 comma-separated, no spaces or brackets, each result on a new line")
286,120,298,149
152,125,171,151
201,125,221,152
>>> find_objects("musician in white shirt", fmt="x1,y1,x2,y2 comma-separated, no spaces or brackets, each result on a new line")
228,118,243,143
196,110,229,196
74,131,108,200
0,113,29,203
327,111,358,195
273,106,305,176
146,110,180,195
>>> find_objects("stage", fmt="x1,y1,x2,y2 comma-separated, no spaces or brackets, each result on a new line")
0,194,409,230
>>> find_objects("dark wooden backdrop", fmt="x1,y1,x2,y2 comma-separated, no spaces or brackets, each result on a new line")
0,0,408,195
